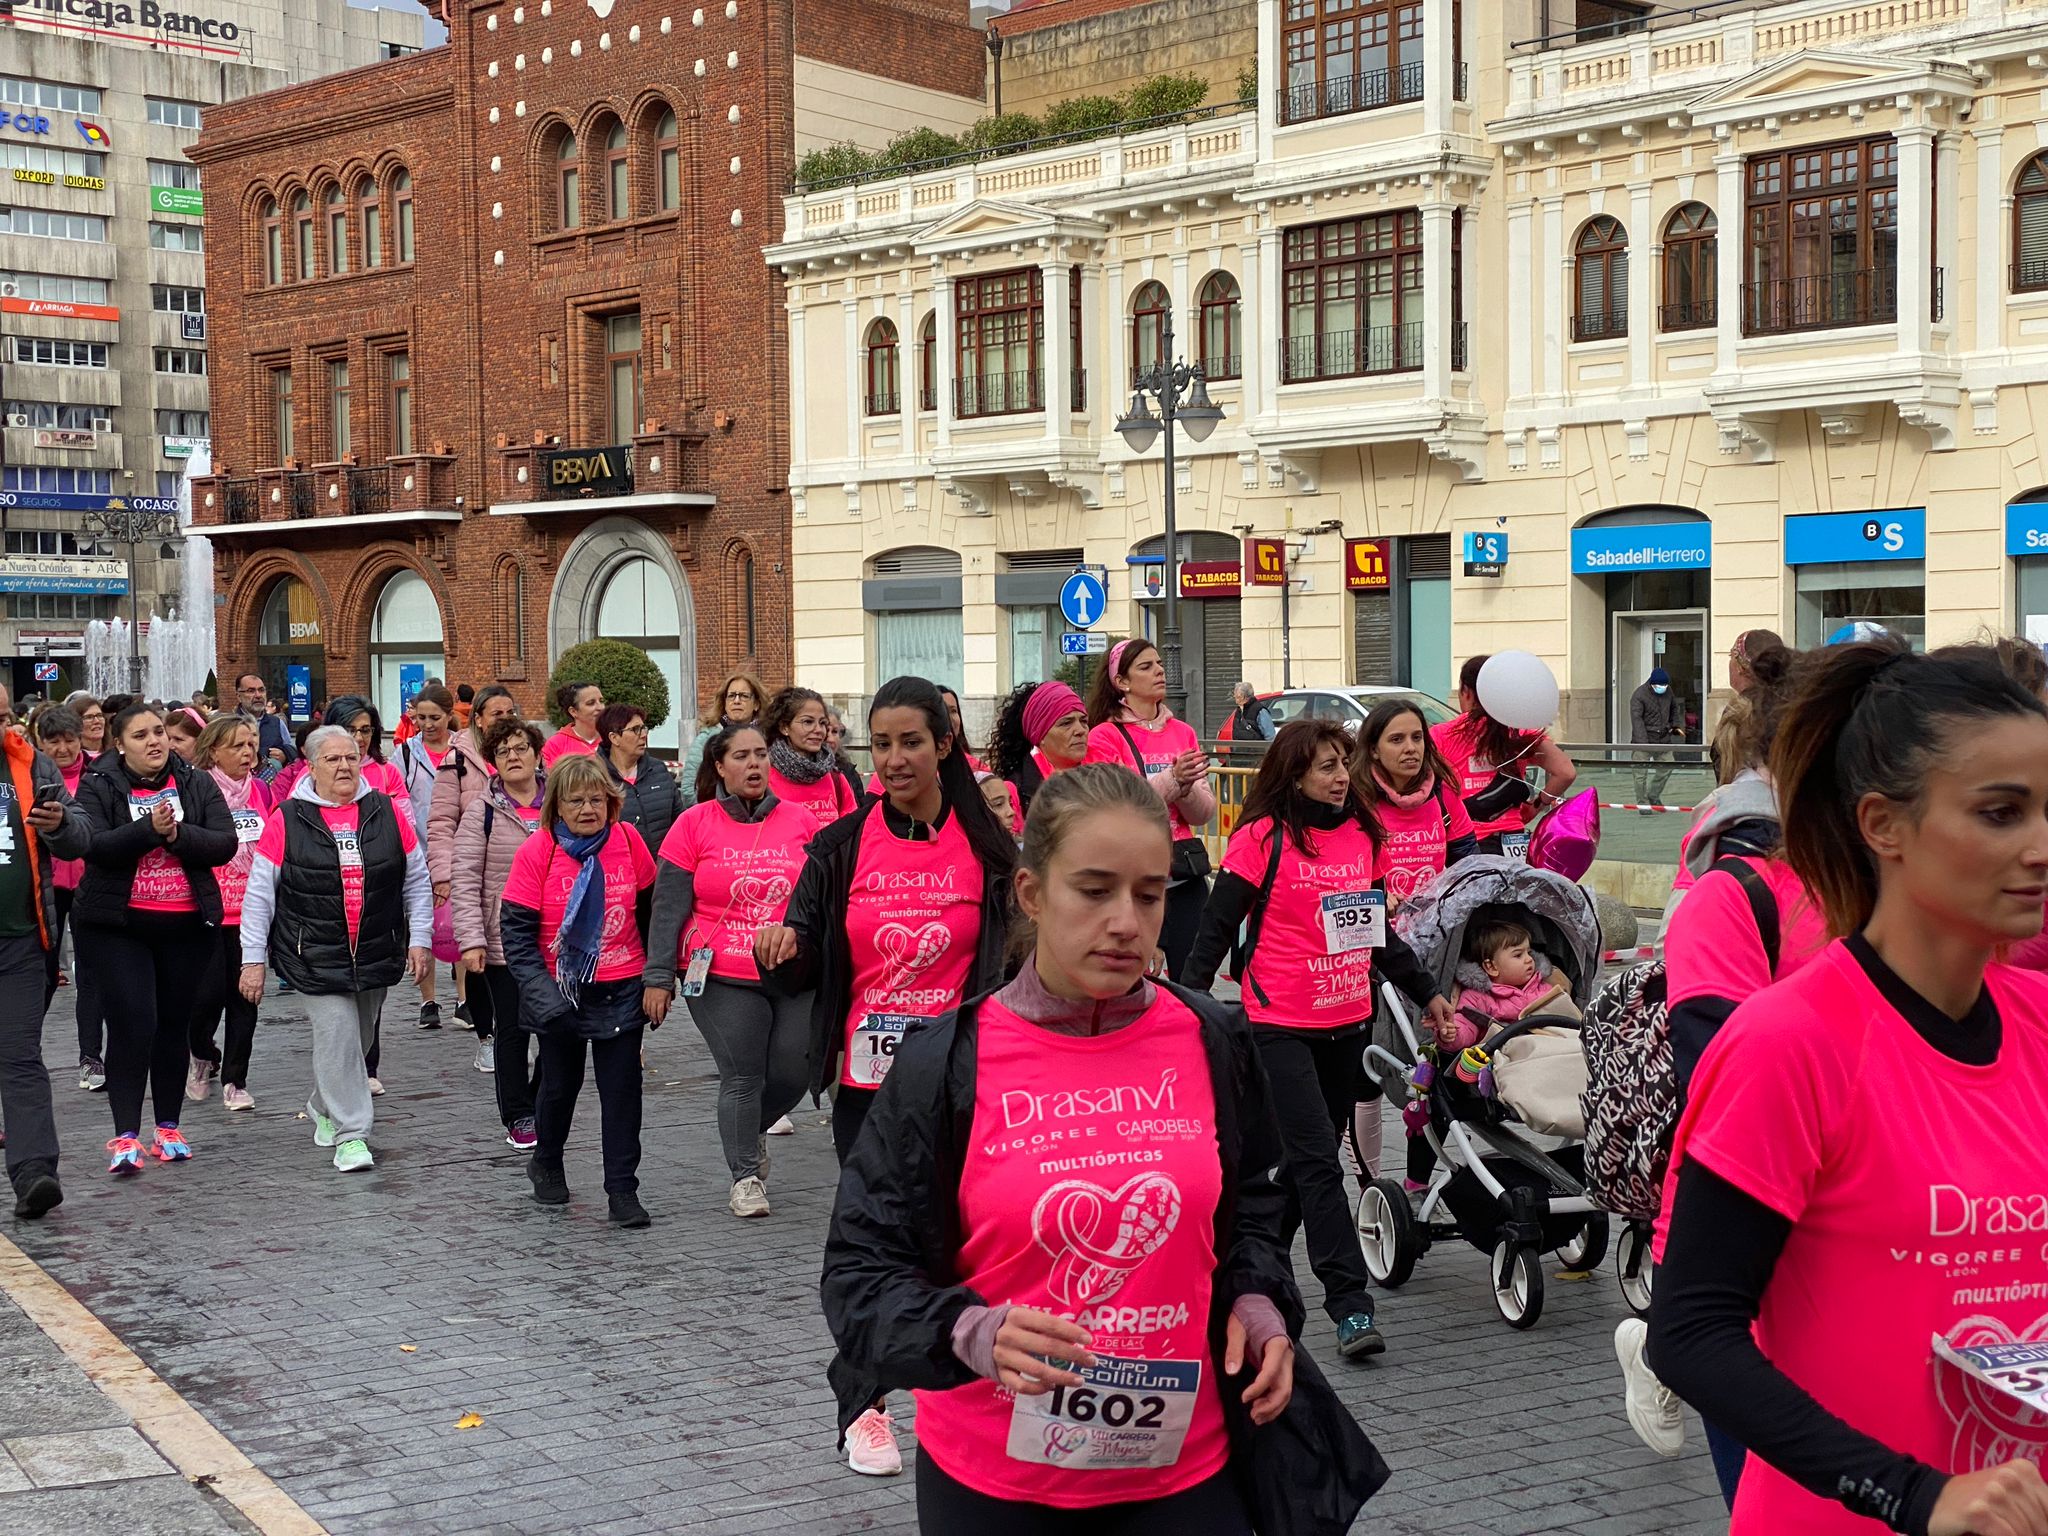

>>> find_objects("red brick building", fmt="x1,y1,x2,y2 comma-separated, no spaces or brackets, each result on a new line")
188,0,983,746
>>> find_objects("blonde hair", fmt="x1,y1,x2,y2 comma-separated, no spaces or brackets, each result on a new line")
540,752,624,826
699,671,767,729
193,715,257,770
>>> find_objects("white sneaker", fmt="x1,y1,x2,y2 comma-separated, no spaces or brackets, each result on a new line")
845,1407,902,1477
186,1058,212,1102
766,1115,795,1136
222,1085,255,1112
729,1177,770,1218
473,1040,495,1074
367,1076,385,1097
1615,1318,1685,1457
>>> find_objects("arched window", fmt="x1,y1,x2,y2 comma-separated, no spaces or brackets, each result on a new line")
494,556,526,672
1198,272,1241,380
597,556,685,751
1660,203,1716,331
728,544,758,659
260,196,282,285
864,319,900,415
393,169,414,261
603,118,629,222
291,192,314,280
655,108,679,212
2016,153,2048,293
556,132,580,230
325,185,349,277
357,176,383,269
1129,280,1169,384
369,570,445,728
1573,215,1628,342
918,312,936,410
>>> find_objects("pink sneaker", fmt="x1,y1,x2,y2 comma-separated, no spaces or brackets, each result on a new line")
106,1136,144,1175
151,1126,192,1162
845,1407,902,1477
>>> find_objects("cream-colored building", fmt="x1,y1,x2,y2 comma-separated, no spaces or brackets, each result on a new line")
771,0,2048,741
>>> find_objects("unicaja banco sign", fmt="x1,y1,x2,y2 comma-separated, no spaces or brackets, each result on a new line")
19,0,242,39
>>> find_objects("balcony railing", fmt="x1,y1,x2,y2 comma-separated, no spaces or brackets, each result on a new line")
1199,351,1242,382
919,383,936,412
346,464,389,518
286,471,315,519
956,369,1042,418
1279,61,1423,126
2014,260,2048,295
1281,322,1423,383
1659,298,1718,332
1740,267,1897,336
864,386,900,417
1572,309,1628,343
223,478,255,524
1452,321,1468,372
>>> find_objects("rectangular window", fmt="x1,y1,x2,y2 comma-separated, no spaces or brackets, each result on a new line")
1743,134,1899,336
11,338,108,368
329,358,351,459
396,183,414,262
153,347,206,375
145,98,203,130
0,142,106,179
146,158,202,190
156,472,182,497
152,285,204,313
0,208,106,242
155,409,209,437
660,145,679,211
363,199,383,269
605,313,642,442
1280,212,1425,381
4,531,90,555
0,78,103,115
3,467,113,495
1280,0,1432,125
954,267,1055,417
272,367,294,462
148,220,203,252
328,198,348,276
0,272,109,305
7,593,120,621
389,352,413,456
5,401,104,430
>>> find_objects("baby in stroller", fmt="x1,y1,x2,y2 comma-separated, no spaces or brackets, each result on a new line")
1439,917,1583,1053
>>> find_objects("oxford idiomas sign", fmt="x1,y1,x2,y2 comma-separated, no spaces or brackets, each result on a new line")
20,0,243,41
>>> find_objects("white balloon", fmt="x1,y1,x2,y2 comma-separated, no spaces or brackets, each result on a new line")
1476,650,1560,732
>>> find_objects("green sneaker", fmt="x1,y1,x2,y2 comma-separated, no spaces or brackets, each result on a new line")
1336,1312,1386,1359
308,1105,337,1148
332,1139,374,1173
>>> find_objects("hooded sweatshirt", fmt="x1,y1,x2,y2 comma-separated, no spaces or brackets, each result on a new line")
241,771,434,967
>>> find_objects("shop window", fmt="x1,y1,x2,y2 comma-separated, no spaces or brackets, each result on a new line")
867,547,964,695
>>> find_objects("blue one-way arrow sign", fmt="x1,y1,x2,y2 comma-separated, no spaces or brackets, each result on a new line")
1059,570,1107,629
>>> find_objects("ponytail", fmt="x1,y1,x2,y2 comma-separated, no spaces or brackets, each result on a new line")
1771,638,2048,937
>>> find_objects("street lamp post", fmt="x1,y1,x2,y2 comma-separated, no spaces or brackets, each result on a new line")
85,505,178,693
1115,309,1223,729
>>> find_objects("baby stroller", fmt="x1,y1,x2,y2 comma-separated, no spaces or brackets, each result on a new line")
1357,856,1606,1329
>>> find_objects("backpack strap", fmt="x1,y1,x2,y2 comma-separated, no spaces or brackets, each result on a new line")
1230,820,1290,1000
483,799,496,843
1112,721,1146,776
1713,855,1781,976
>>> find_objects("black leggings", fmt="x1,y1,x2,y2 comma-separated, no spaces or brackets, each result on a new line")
46,887,107,1064
1256,1024,1375,1324
483,965,540,1126
915,1456,1251,1535
80,917,210,1136
189,924,261,1089
1160,879,1205,979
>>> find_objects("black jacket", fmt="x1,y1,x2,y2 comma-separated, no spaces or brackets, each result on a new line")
821,982,1387,1530
270,792,410,993
1628,682,1686,745
606,752,682,859
765,797,1012,1096
500,829,655,1040
72,753,237,928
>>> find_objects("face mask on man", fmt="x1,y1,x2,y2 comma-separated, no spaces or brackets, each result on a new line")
1651,684,1669,695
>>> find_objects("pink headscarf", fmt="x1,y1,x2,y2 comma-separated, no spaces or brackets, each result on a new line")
1021,681,1083,745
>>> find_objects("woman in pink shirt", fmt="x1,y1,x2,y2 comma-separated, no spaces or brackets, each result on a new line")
1429,654,1576,855
500,753,659,1228
185,716,274,1112
1083,638,1217,976
1355,696,1478,907
541,680,605,768
1182,719,1451,1361
823,763,1386,1534
1649,639,2048,1536
990,679,1090,820
762,685,858,831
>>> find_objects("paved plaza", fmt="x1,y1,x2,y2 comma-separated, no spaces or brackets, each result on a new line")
2,984,1728,1535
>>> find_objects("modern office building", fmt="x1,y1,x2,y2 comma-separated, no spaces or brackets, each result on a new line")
772,0,2048,741
0,0,422,698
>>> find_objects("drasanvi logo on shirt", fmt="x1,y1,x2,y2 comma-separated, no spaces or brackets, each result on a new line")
1032,1172,1183,1310
1930,1184,2048,1238
1002,1068,1178,1129
861,865,960,894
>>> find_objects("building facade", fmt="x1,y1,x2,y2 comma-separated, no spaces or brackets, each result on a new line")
773,0,2048,742
189,0,984,742
0,0,421,700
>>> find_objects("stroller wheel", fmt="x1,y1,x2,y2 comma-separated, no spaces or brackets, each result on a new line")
1492,1241,1545,1330
1554,1213,1610,1274
1356,1179,1420,1290
1617,1220,1655,1317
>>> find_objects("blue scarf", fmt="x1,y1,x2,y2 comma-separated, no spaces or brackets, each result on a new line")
550,821,611,1007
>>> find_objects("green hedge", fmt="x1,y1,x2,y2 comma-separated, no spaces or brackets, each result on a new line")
545,639,671,730
795,72,1215,192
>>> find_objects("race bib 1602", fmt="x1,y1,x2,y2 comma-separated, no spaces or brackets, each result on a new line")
1006,1355,1200,1471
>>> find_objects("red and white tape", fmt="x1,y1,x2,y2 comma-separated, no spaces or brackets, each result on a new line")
1600,945,1661,964
1598,803,1698,815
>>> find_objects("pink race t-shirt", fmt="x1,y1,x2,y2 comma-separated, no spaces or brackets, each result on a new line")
1430,718,1547,840
768,766,856,832
501,822,657,981
254,796,421,945
1664,856,1829,1012
127,783,196,913
657,799,812,982
914,991,1228,1508
1376,780,1473,905
213,775,274,926
540,728,599,768
840,808,983,1089
1085,718,1204,842
1661,945,2048,1535
1220,815,1385,1030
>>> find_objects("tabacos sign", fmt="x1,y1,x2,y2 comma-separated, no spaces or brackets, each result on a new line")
538,443,633,499
20,0,243,40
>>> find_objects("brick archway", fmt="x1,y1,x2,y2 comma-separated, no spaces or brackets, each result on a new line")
221,550,333,682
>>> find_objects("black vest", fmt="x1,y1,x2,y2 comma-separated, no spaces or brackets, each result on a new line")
269,792,410,993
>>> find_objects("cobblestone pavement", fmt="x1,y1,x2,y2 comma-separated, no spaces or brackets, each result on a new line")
8,982,1729,1535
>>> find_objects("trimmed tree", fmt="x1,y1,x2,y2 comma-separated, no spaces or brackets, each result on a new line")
546,639,670,730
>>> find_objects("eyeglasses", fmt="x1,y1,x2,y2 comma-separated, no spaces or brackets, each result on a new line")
317,752,361,767
621,722,649,735
725,690,753,703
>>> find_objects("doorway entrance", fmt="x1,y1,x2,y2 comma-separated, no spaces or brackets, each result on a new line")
1611,609,1705,744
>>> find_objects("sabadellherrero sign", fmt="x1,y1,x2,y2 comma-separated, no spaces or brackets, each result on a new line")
20,0,242,40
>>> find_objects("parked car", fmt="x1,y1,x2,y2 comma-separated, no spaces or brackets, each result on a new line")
1215,686,1458,758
